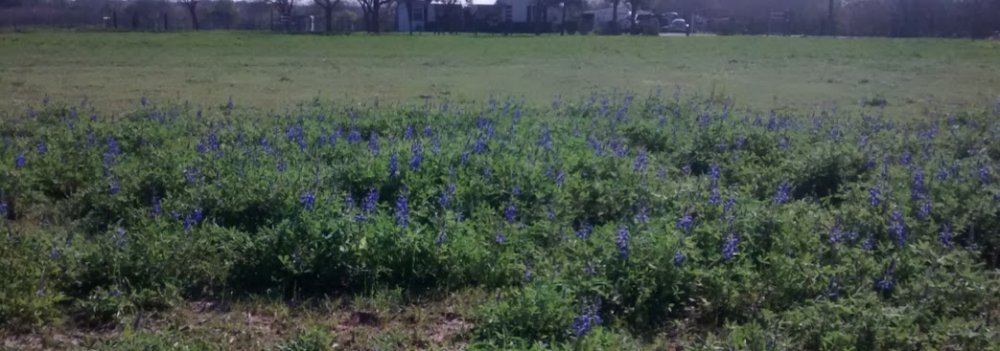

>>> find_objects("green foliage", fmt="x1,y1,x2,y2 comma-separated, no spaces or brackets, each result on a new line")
275,327,335,351
1,93,999,349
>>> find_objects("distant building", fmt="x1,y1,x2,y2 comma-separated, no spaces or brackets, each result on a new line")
396,0,564,33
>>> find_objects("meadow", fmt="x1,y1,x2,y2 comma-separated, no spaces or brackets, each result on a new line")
1,31,1000,115
1,32,1000,350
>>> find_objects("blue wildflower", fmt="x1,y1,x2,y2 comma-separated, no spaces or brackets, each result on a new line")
708,187,721,206
616,226,630,259
368,132,380,156
410,141,423,171
362,188,379,214
673,251,686,267
939,223,953,248
472,137,488,154
634,206,649,224
868,185,882,207
495,233,506,245
503,203,516,223
571,309,602,337
388,153,399,177
889,209,906,248
708,164,721,183
677,212,693,232
899,151,912,166
911,168,925,200
917,200,932,221
108,179,120,195
681,164,692,176
980,164,991,185
435,231,447,246
37,142,47,156
861,237,876,252
438,183,455,209
576,223,593,240
633,149,648,173
829,222,843,244
404,125,414,140
347,130,362,143
538,127,553,151
423,125,433,138
14,153,26,168
721,233,740,261
300,191,316,211
773,181,792,205
0,199,7,218
394,194,409,228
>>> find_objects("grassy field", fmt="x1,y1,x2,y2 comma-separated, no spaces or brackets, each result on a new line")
1,31,999,115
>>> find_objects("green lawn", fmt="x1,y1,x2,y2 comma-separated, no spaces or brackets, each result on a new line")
1,31,999,114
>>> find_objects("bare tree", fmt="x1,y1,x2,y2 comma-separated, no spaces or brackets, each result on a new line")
180,0,198,30
269,0,295,30
314,0,341,32
357,0,391,33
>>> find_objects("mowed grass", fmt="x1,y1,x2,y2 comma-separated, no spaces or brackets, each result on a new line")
1,31,999,115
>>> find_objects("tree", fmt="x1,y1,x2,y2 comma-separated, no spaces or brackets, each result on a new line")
625,0,645,33
314,0,341,32
269,0,295,30
180,0,198,30
357,0,391,33
608,0,621,34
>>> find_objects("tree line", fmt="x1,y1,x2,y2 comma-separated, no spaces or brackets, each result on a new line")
0,0,997,38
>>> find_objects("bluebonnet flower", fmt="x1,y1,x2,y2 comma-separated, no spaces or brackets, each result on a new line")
482,167,492,178
438,183,455,209
935,165,950,181
980,164,991,185
612,139,628,158
723,194,736,221
388,153,399,177
721,233,740,261
899,151,912,166
410,141,423,171
864,157,876,170
14,153,26,168
460,151,470,165
300,191,316,211
571,308,602,337
472,137,488,154
586,135,604,156
708,187,721,206
226,96,234,111
889,209,906,248
656,168,667,179
773,181,792,205
633,149,648,173
108,179,120,195
829,222,843,244
191,208,204,224
523,268,533,282
547,208,556,221
673,251,686,267
362,188,379,214
576,223,593,240
681,164,692,176
917,200,932,221
504,203,517,223
140,95,147,106
939,223,953,248
708,164,721,183
368,132,380,156
495,233,506,245
347,130,362,143
910,169,925,200
394,194,409,228
422,125,433,138
616,226,630,259
404,125,414,140
276,160,287,172
634,206,648,224
0,199,7,218
343,195,356,211
435,231,447,246
150,196,161,217
555,170,566,186
861,237,876,252
37,142,47,156
538,127,553,151
869,185,882,207
676,212,693,232
874,264,896,296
